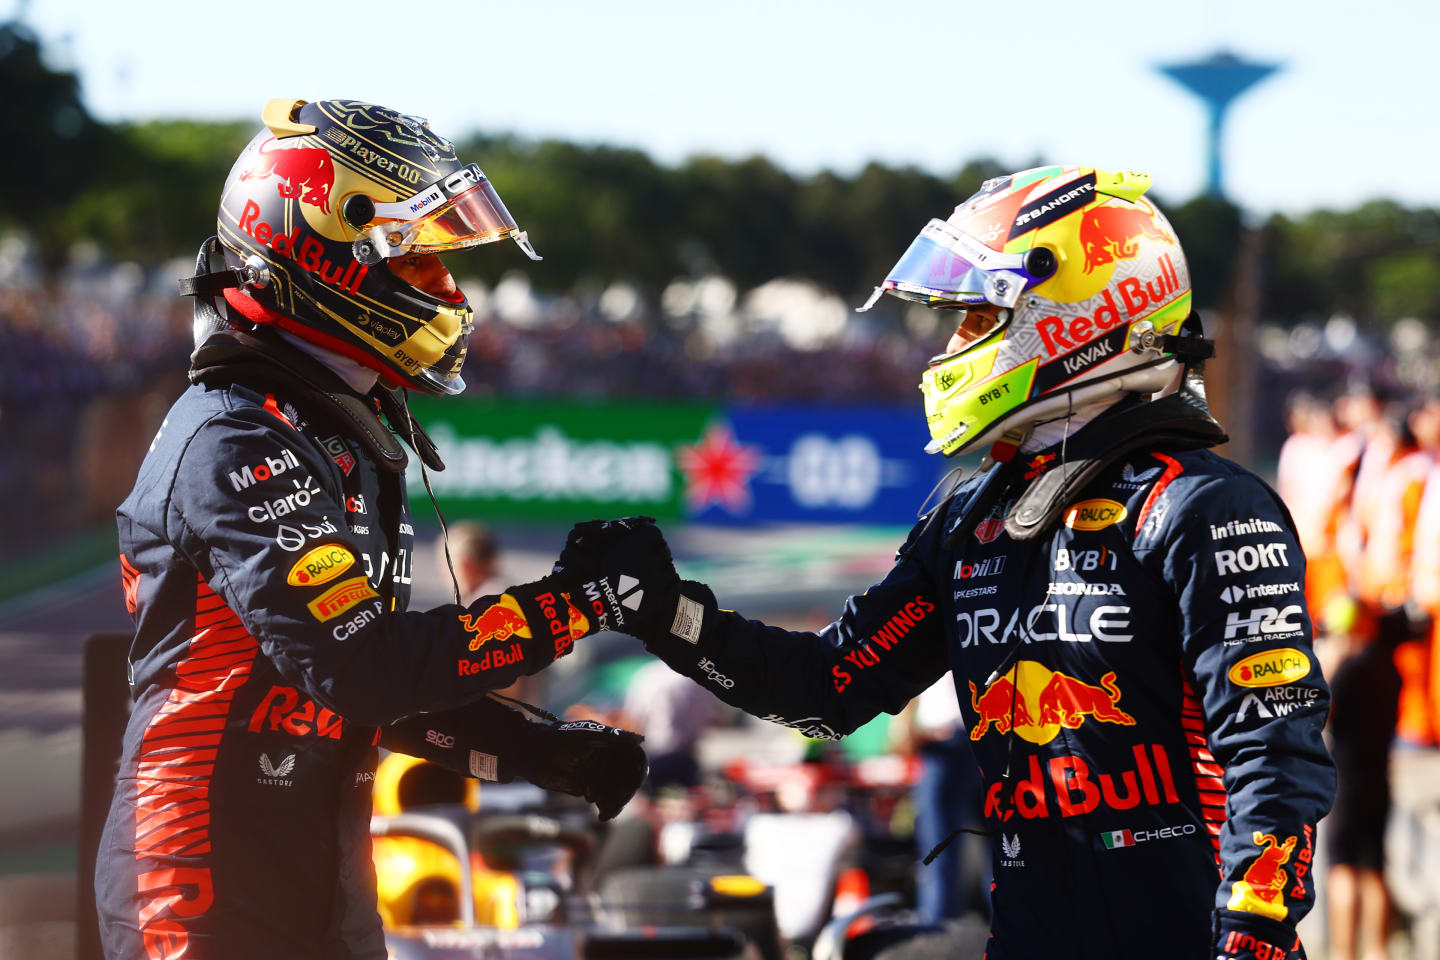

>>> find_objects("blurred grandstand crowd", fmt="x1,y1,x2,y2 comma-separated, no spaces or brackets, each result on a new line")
0,239,942,551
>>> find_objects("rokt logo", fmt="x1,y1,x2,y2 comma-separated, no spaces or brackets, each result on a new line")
968,661,1135,745
1214,542,1291,576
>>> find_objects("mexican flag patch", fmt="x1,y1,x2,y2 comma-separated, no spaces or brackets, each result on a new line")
1103,830,1135,849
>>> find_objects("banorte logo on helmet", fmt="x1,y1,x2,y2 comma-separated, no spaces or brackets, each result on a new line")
241,138,336,215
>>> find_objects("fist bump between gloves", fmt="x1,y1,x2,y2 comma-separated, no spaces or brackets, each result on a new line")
553,517,681,636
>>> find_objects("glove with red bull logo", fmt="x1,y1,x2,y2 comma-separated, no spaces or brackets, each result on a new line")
552,517,683,638
1212,910,1306,960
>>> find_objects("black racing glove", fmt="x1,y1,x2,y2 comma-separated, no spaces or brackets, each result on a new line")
552,517,681,637
514,719,648,821
1213,911,1306,960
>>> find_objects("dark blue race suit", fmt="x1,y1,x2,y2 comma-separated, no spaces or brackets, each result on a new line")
645,443,1334,960
97,377,588,960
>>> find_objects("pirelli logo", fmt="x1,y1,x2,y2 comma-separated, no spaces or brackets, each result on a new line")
307,575,378,622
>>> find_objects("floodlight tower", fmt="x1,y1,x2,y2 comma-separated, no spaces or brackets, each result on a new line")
1157,51,1281,199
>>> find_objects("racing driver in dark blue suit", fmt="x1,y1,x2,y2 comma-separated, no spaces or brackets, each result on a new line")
562,167,1335,960
96,100,665,960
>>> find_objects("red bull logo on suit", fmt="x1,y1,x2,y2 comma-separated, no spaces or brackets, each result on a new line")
968,660,1135,745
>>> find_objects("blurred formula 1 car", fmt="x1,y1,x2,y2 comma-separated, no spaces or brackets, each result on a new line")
371,752,779,960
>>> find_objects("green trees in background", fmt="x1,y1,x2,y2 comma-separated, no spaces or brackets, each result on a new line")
4,17,1438,327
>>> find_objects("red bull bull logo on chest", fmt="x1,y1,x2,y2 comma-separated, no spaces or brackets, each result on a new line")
968,660,1136,745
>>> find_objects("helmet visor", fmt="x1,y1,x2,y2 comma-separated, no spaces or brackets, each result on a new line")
369,164,528,256
876,220,1034,309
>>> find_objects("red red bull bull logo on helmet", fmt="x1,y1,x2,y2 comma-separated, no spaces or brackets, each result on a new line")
458,596,532,651
969,660,1135,745
1079,202,1174,273
242,138,335,214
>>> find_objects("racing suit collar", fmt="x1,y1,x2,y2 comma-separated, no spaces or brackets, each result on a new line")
276,329,380,395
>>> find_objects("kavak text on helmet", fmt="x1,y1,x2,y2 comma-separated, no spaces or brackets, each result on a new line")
212,98,540,396
863,166,1195,457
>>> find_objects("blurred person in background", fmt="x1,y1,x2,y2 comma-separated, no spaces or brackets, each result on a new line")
892,673,989,926
96,99,653,960
1277,392,1351,623
556,167,1335,960
444,520,500,603
1322,600,1402,960
1336,382,1395,584
619,657,718,795
1357,404,1435,748
1388,395,1440,960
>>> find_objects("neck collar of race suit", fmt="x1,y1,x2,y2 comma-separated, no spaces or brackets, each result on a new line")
1019,396,1122,454
939,384,1226,549
276,329,379,395
188,324,446,474
221,287,410,392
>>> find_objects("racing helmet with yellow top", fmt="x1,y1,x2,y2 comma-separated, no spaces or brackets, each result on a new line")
209,98,539,396
862,166,1198,457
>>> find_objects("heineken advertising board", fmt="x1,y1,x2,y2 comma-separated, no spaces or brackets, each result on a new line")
405,398,943,526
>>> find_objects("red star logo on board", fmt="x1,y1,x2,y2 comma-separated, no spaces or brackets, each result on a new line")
677,422,763,514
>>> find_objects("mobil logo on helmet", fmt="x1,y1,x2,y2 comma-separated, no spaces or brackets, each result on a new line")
1079,201,1174,273
968,660,1135,745
242,137,335,214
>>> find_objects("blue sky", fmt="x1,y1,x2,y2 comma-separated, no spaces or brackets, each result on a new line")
18,0,1434,214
